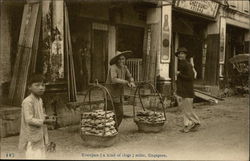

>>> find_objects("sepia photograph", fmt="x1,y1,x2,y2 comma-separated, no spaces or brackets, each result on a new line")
0,0,249,160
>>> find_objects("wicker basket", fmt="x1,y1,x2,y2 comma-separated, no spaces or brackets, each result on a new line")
80,80,118,147
135,120,165,133
133,82,167,133
80,132,118,147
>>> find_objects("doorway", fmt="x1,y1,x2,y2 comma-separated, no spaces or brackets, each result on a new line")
172,11,208,84
91,30,108,83
225,25,248,84
179,34,203,81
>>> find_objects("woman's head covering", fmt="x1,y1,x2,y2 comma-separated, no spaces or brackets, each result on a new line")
174,47,189,57
109,50,132,65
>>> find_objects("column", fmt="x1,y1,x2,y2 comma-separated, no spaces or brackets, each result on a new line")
146,1,172,95
206,15,221,85
146,7,161,84
219,17,226,81
108,25,116,69
160,1,172,82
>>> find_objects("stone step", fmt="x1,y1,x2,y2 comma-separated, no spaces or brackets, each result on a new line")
0,106,21,138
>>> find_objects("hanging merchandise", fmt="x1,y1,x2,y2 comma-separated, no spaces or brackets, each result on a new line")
80,80,118,147
133,82,167,133
81,110,117,136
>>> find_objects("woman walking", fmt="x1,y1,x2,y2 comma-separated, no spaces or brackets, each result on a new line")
175,47,200,133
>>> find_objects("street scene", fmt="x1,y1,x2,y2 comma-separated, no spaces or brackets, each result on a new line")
1,96,249,160
0,0,249,160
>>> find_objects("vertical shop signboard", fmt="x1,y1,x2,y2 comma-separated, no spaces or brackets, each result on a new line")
161,4,172,63
219,17,226,78
219,17,226,63
146,26,151,56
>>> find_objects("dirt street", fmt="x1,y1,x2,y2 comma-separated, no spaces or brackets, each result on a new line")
0,96,249,160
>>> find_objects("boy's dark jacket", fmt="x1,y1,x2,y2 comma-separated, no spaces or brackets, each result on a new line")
176,59,195,98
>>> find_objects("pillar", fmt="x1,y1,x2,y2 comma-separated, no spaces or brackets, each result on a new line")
159,1,172,96
206,15,221,85
108,25,116,69
160,1,172,82
146,7,161,84
146,1,172,96
219,17,226,82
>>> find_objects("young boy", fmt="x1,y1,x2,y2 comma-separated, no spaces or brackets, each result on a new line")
175,47,201,133
18,74,54,159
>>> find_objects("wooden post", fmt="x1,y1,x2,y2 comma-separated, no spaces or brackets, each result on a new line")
8,2,41,105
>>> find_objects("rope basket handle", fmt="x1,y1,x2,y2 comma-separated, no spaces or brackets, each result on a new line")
82,79,118,134
132,82,167,122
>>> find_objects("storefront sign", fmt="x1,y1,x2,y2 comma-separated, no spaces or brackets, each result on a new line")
161,5,172,63
175,0,219,18
146,26,151,55
219,17,226,63
219,17,226,78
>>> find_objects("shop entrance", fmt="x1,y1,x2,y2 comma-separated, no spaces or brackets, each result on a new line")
172,11,210,84
179,33,203,81
225,25,249,84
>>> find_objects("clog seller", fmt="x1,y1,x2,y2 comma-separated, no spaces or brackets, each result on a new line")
106,50,136,129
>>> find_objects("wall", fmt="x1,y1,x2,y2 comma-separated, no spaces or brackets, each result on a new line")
114,4,146,28
70,2,146,28
227,0,249,15
0,4,12,97
0,107,21,138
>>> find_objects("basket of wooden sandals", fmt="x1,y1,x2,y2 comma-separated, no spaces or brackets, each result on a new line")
80,80,118,147
133,82,167,133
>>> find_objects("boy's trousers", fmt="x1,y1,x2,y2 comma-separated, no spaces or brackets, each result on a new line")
26,142,46,159
177,96,200,127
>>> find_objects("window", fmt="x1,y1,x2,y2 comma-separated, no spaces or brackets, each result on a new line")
228,0,237,9
237,0,244,12
243,0,249,14
228,0,249,14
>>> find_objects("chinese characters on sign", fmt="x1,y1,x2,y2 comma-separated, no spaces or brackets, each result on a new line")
175,0,219,18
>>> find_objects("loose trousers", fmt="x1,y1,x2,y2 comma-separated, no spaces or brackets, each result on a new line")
25,142,46,159
177,95,200,127
107,96,124,128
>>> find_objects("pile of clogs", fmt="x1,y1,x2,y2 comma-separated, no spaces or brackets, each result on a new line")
81,110,117,136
